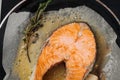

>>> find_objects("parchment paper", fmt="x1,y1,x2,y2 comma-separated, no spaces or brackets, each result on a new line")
3,12,31,80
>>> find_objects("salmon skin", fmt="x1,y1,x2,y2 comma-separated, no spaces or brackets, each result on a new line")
33,23,96,80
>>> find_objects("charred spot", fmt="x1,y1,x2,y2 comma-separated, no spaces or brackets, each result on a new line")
18,59,21,62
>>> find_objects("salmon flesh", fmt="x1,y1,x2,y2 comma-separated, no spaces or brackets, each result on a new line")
33,22,96,80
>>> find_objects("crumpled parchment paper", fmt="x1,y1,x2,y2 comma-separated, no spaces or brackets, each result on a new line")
3,12,31,80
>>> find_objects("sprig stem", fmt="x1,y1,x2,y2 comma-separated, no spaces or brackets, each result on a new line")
24,0,52,63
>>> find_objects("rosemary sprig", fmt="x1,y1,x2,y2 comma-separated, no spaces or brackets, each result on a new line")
23,0,52,63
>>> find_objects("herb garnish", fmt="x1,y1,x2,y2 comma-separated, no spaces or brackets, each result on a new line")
23,0,52,62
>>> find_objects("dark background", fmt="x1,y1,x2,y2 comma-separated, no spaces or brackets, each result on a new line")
0,0,120,80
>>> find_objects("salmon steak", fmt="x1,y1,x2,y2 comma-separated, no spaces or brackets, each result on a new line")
33,22,96,80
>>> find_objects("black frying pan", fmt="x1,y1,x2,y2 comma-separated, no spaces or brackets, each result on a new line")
0,0,120,80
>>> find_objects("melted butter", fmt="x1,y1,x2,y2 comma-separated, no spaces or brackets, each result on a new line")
91,29,110,79
43,62,66,80
13,42,32,80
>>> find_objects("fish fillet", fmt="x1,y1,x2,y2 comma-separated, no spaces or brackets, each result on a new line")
33,22,96,80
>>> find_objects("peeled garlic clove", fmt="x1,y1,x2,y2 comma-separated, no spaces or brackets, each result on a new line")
85,74,98,80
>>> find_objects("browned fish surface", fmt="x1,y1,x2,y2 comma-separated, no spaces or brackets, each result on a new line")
34,22,96,80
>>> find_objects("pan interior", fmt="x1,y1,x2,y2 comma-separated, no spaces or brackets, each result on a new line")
3,3,119,80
